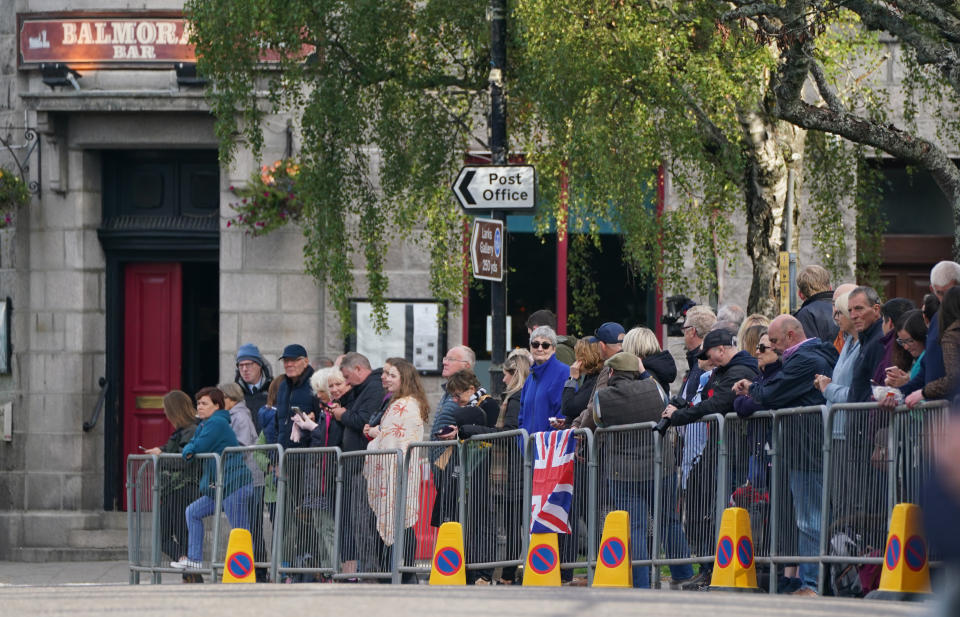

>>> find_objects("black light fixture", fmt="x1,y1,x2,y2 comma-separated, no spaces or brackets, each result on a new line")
40,63,81,90
175,62,206,87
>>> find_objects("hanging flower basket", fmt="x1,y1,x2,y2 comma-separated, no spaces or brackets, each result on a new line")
0,166,30,229
227,159,303,235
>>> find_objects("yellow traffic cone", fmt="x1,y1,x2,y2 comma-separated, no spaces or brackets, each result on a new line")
523,533,562,586
866,503,932,601
429,521,467,585
708,507,761,592
221,528,256,583
592,510,632,587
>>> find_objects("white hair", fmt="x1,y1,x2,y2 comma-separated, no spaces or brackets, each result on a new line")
931,261,960,287
529,325,558,346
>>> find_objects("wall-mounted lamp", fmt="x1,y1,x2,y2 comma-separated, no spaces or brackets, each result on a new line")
40,63,82,91
175,62,206,87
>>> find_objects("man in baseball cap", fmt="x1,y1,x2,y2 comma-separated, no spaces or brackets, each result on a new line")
587,322,626,359
696,329,736,360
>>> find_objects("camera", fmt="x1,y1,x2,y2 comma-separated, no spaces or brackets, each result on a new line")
653,396,689,435
661,295,696,337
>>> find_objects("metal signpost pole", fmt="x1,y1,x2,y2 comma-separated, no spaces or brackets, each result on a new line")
489,0,507,396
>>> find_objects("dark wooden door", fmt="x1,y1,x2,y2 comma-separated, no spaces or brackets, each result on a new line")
122,263,183,466
879,235,952,305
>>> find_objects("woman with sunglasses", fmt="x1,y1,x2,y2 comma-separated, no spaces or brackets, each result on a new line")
813,290,860,405
518,325,569,435
732,328,782,417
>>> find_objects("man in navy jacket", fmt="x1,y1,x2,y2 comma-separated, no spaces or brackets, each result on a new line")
733,314,837,596
275,344,319,450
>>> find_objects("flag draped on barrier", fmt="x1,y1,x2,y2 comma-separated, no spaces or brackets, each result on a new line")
530,429,575,533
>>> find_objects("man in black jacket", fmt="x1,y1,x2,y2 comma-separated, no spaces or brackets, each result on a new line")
794,265,839,344
663,329,759,426
331,351,385,572
332,352,385,452
847,286,884,402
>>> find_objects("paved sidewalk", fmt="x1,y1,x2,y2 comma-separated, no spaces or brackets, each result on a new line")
0,561,149,586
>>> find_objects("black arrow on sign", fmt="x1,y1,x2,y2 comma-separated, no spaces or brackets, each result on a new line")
458,170,476,205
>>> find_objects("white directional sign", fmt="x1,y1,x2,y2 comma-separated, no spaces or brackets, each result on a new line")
452,165,536,210
470,218,504,281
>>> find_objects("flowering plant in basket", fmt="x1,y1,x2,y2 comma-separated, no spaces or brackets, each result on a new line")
228,159,303,235
0,166,30,228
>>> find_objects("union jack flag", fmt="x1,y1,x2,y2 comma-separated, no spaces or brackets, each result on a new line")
530,429,575,534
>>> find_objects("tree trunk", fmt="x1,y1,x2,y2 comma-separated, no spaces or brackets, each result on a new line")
740,108,806,317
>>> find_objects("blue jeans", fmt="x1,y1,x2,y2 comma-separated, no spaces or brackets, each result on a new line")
185,484,253,561
788,469,822,591
607,477,694,588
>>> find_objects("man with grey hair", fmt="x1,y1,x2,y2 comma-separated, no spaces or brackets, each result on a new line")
429,345,476,438
903,261,960,402
333,351,384,452
847,286,884,402
716,304,745,329
679,305,717,402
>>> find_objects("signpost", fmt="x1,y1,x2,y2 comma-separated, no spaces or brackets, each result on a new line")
470,218,504,282
452,165,536,211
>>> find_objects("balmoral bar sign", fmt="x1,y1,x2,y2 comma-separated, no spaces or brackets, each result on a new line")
19,13,196,67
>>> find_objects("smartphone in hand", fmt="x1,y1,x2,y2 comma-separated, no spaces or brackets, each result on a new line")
436,425,457,437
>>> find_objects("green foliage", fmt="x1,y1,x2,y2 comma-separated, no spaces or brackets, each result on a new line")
186,0,904,334
0,166,29,227
186,0,487,332
855,156,887,291
509,0,770,298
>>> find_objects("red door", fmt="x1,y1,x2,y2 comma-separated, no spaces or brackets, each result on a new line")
123,263,183,468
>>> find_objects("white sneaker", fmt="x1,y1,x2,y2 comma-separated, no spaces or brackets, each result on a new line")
170,557,203,570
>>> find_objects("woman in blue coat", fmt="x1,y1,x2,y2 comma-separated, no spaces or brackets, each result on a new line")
518,326,568,435
171,387,252,570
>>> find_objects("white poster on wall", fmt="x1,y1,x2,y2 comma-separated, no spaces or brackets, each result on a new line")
354,302,406,370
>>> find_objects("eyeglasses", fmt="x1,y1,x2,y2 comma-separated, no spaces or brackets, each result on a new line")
756,344,771,353
530,341,553,350
896,337,916,347
681,325,695,332
237,361,258,369
443,356,468,364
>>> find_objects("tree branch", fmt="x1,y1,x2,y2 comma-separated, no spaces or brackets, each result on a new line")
771,38,960,213
722,2,790,23
809,59,845,112
841,0,960,92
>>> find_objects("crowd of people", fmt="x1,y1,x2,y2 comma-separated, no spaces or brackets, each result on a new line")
141,259,960,592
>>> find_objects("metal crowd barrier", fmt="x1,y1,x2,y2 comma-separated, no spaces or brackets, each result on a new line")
819,400,950,594
127,400,950,589
721,410,774,572
126,452,222,584
215,445,282,581
394,441,462,581
270,446,340,582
